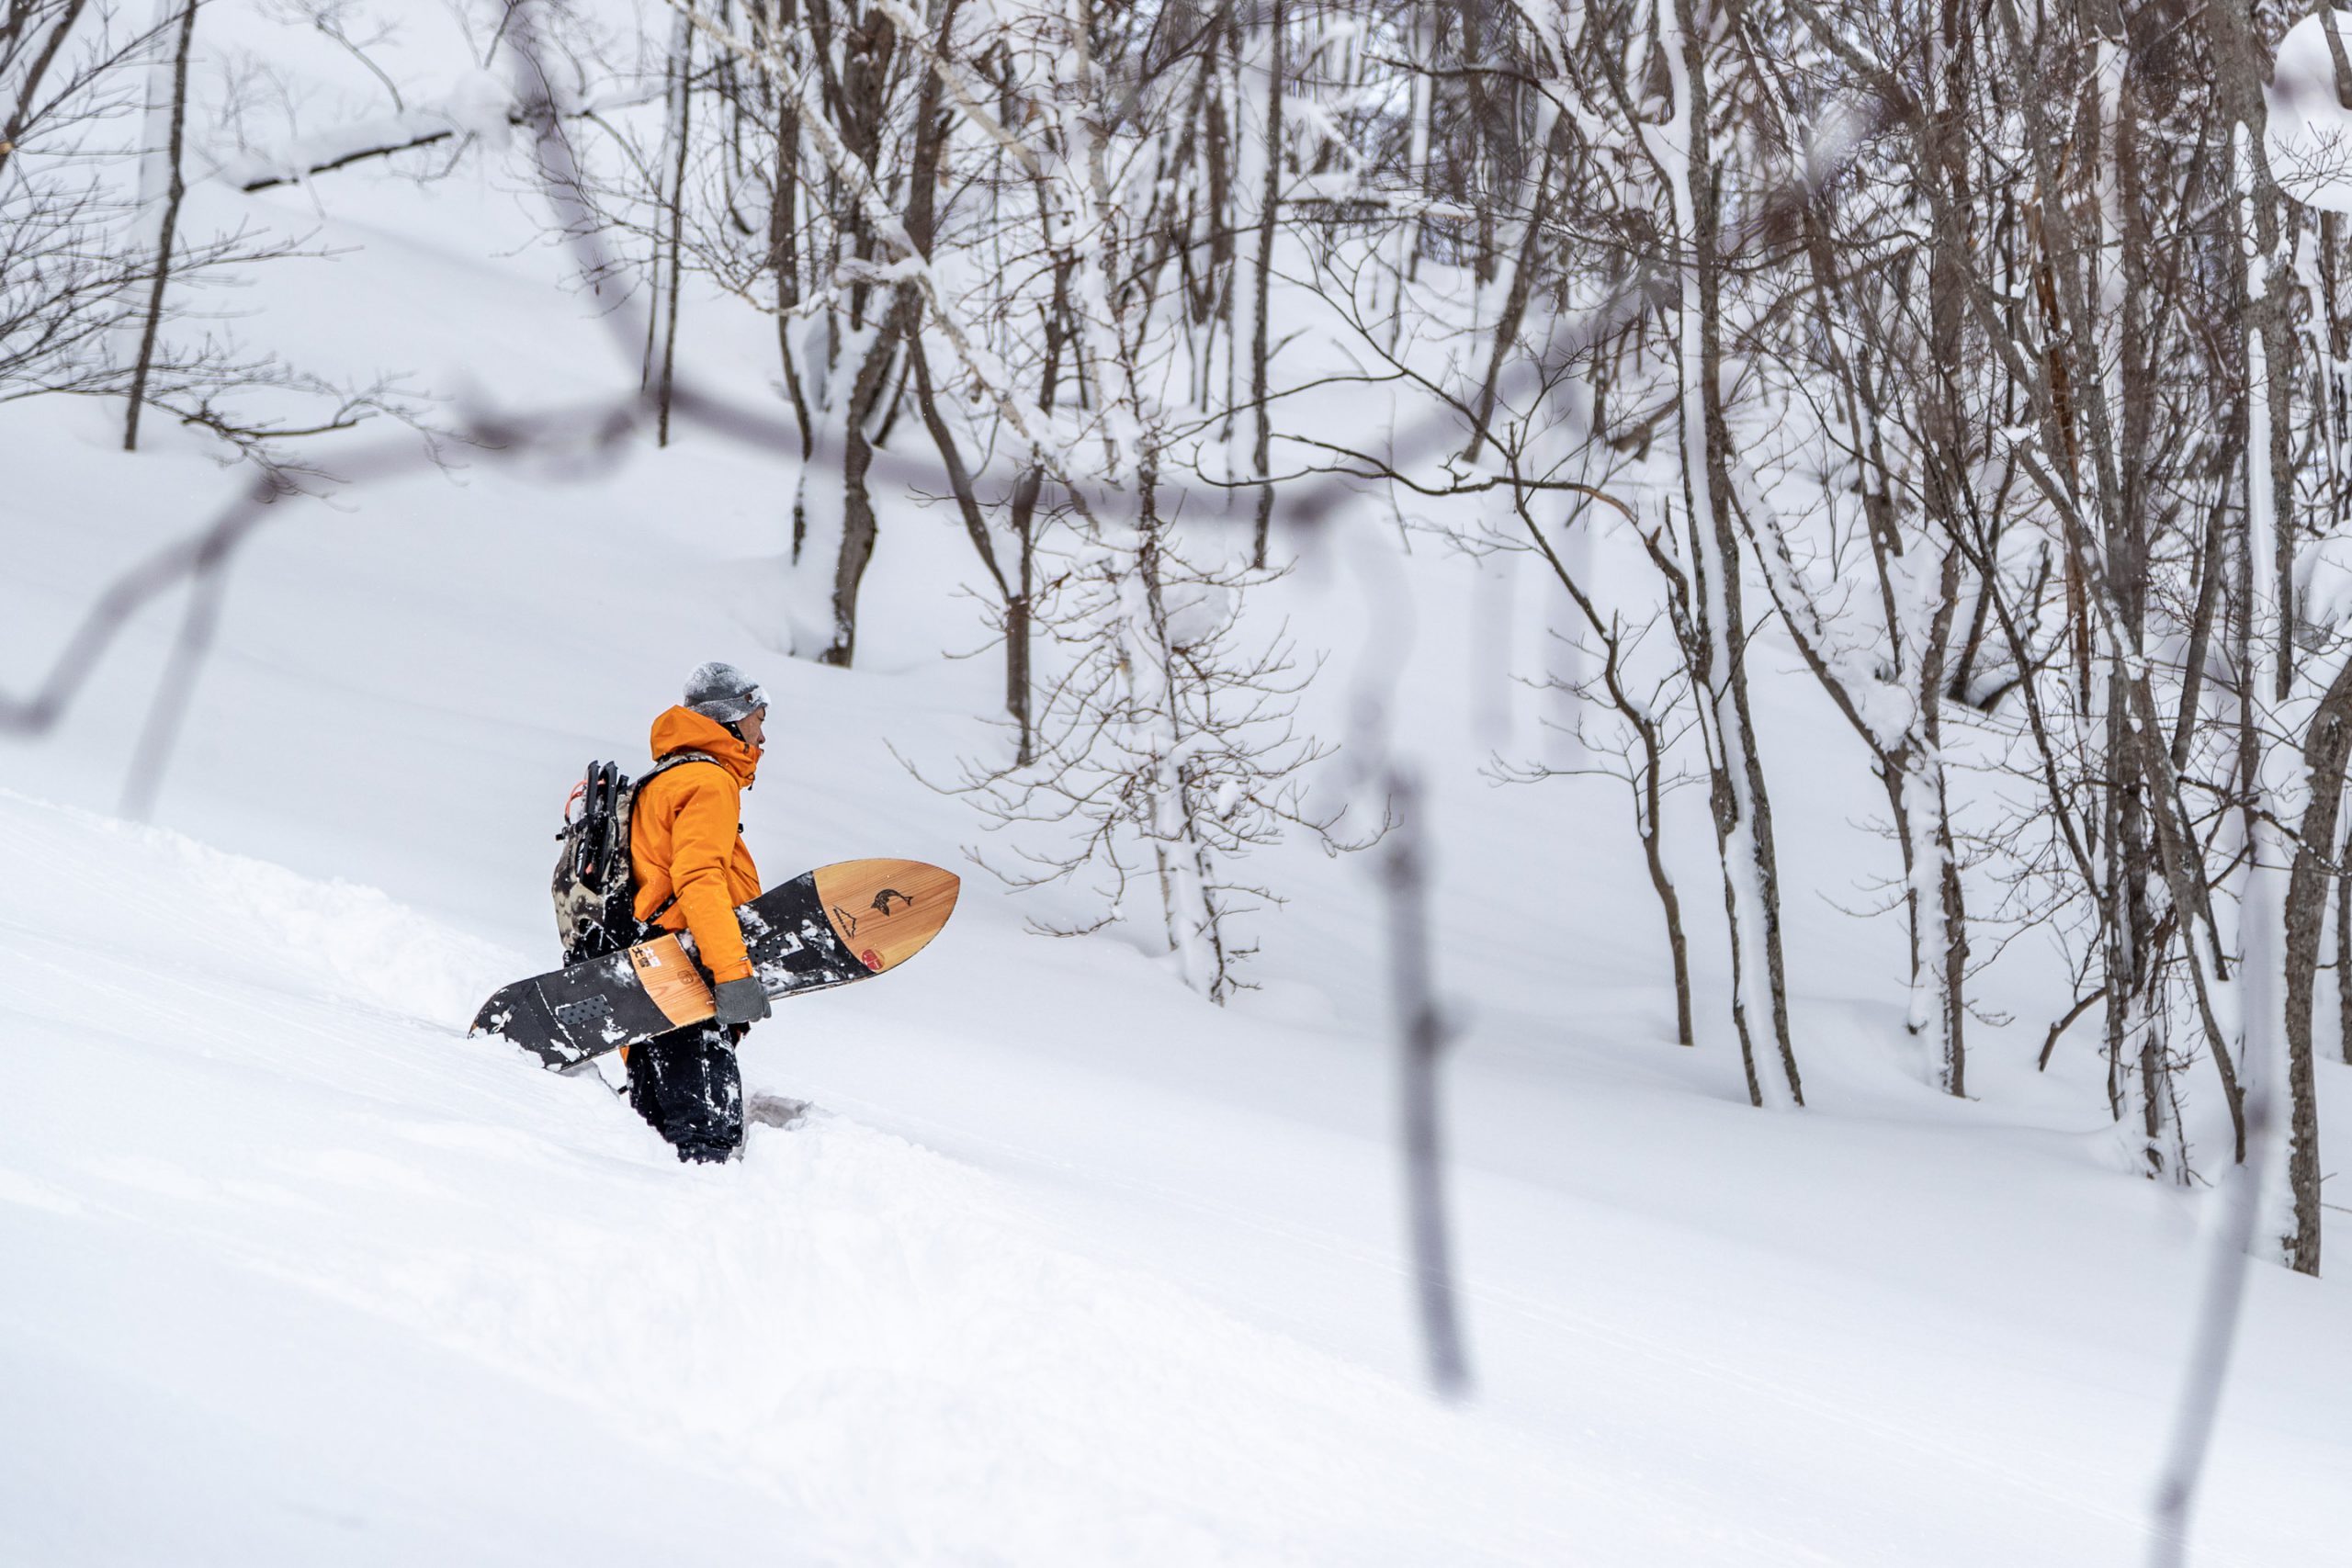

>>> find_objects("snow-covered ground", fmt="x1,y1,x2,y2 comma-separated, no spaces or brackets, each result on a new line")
5,17,2350,1562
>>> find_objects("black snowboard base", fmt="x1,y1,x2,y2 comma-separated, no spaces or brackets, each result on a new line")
471,858,957,1070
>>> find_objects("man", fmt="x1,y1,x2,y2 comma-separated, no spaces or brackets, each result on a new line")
624,661,775,1162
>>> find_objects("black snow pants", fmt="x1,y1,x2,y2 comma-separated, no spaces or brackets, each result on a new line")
627,1021,746,1163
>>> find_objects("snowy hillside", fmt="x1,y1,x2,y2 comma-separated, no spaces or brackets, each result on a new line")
5,394,2346,1561
6,1,2352,1563
6,555,2346,1565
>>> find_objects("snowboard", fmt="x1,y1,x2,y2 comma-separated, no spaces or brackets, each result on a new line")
470,858,959,1069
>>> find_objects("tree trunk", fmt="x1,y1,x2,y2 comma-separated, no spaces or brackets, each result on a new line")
767,0,812,461
654,10,694,447
826,313,903,666
2279,657,2352,1277
123,0,198,452
1641,746,1696,1048
1247,0,1282,568
2339,812,2352,1067
1666,0,1802,1108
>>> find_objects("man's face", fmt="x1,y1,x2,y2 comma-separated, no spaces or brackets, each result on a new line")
739,705,767,749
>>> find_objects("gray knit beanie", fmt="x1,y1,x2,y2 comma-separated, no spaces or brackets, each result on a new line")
684,661,768,725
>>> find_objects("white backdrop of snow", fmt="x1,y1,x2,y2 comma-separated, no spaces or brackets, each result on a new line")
1,4,2348,1562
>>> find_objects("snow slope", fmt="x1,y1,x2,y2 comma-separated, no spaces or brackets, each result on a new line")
4,10,2351,1561
6,413,2348,1562
0,794,1609,1567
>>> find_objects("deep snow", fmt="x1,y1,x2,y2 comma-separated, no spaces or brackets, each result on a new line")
4,10,2351,1562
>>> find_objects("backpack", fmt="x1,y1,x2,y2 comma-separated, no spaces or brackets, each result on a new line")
550,751,720,962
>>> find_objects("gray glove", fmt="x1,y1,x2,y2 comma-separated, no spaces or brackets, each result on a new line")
712,976,773,1026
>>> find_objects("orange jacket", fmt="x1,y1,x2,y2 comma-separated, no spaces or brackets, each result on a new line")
630,706,763,984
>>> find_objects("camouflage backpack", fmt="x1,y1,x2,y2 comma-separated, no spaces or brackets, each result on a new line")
549,751,718,961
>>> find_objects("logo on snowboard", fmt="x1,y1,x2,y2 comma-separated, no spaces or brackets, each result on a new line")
832,889,912,942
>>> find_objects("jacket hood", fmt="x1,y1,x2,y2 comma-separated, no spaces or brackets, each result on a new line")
650,705,759,786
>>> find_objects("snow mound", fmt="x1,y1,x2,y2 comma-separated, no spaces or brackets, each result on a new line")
0,787,514,1027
